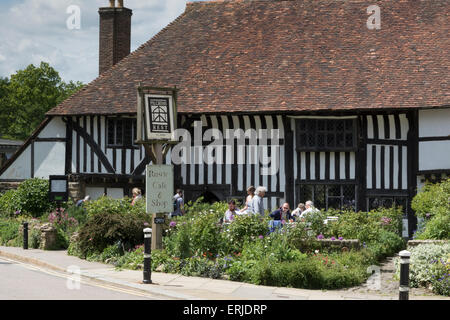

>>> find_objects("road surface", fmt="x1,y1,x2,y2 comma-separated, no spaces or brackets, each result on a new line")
0,257,159,300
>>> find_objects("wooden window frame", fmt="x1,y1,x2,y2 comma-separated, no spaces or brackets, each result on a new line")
296,118,357,152
298,183,357,211
107,118,139,149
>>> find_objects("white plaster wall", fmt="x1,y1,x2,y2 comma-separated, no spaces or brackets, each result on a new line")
0,148,31,179
85,187,105,201
38,117,66,138
419,109,450,138
107,188,124,199
33,142,65,178
419,140,450,171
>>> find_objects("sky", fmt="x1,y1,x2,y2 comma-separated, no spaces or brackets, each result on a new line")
0,0,205,84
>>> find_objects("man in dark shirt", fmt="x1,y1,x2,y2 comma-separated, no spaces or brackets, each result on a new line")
269,203,292,221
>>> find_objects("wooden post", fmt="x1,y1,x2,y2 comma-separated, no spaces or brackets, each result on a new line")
151,143,164,250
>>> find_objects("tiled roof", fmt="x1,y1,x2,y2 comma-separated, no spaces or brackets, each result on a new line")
47,0,449,116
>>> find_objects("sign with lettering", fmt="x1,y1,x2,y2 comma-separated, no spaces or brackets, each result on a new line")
145,165,174,213
154,217,166,224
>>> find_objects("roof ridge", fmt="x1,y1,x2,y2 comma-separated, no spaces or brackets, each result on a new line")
47,4,194,115
186,0,371,6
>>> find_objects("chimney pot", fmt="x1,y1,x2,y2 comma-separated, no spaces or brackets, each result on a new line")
118,0,124,8
109,0,115,8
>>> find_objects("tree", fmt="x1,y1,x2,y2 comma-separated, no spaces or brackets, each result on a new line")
1,62,84,140
0,77,11,136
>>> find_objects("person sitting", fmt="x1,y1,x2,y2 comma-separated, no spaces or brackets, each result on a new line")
291,203,305,219
299,200,320,219
224,200,240,223
239,186,256,214
269,203,292,221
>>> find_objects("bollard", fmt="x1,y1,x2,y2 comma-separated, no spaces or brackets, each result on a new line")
399,250,411,300
23,222,28,250
143,228,152,284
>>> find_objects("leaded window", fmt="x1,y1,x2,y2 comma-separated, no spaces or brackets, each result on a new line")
299,184,356,211
107,118,137,148
296,118,357,151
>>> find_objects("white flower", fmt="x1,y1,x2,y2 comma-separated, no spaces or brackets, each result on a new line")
315,250,319,254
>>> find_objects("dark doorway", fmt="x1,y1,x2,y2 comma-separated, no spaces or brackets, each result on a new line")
198,191,221,204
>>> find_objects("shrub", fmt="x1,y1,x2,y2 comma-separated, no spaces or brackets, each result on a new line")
366,230,405,261
394,243,450,290
0,189,20,217
48,208,78,234
415,211,450,240
163,219,193,259
412,179,449,220
65,204,89,226
224,214,270,253
15,178,55,218
429,256,450,296
84,196,145,217
0,219,21,246
246,255,365,290
325,207,403,242
76,211,151,257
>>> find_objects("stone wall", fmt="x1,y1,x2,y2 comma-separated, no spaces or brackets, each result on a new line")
0,181,21,193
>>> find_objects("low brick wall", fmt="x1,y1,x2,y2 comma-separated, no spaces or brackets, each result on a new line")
316,239,361,250
0,181,21,193
407,240,449,248
295,238,361,252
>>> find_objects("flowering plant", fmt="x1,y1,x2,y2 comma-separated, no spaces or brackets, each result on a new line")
48,208,78,232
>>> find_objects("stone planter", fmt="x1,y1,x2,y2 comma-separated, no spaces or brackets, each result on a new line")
39,223,58,250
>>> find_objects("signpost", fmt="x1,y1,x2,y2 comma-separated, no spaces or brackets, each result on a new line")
136,85,178,251
146,164,174,250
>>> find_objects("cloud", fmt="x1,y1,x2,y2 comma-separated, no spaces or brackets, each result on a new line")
0,0,191,84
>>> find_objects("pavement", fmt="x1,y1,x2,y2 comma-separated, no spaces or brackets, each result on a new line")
1,246,449,300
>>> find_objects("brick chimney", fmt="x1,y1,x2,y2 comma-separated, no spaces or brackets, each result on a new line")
99,0,132,75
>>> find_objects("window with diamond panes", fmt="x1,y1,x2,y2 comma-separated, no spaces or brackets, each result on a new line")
367,197,408,214
296,118,357,151
107,118,138,148
298,184,356,211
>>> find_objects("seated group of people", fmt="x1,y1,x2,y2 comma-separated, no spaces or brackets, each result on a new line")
223,185,319,224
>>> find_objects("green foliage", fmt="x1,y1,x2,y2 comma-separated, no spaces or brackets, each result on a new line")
412,179,450,240
0,62,84,140
325,207,403,242
0,189,20,217
394,243,450,295
366,230,405,261
0,219,21,245
429,255,450,296
84,196,145,217
65,204,88,226
223,214,270,253
412,179,450,220
13,178,55,218
240,254,366,290
76,210,151,257
29,227,41,249
415,212,450,240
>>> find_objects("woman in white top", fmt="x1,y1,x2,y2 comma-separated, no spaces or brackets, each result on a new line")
239,186,256,214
